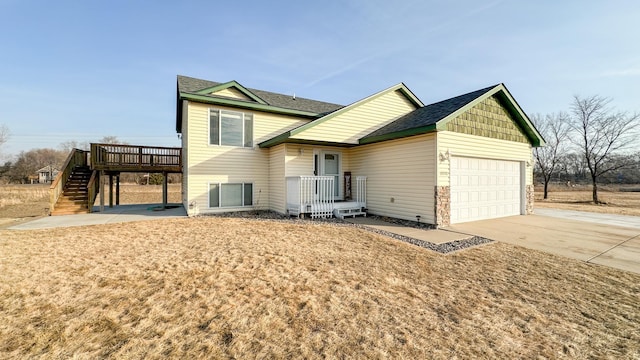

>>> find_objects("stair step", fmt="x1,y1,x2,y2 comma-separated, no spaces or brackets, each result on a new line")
333,207,367,219
52,166,95,214
57,198,88,204
63,188,88,192
54,206,88,211
51,209,90,215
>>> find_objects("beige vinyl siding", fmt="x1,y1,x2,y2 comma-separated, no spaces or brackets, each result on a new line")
285,144,313,176
185,101,309,215
349,133,437,223
269,144,286,214
291,90,417,144
437,131,533,186
210,87,253,101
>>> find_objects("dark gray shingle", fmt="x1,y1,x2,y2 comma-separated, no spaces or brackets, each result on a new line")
177,75,343,115
361,85,499,141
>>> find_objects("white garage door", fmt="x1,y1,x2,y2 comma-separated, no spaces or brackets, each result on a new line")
450,157,522,224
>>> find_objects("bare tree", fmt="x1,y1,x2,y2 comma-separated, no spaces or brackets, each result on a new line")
98,136,124,144
559,152,588,183
58,140,90,153
532,112,570,199
7,148,67,183
569,95,640,203
0,124,9,154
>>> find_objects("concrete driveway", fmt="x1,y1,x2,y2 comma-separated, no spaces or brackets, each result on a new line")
444,210,640,274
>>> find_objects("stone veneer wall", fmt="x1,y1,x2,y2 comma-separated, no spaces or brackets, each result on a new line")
434,186,450,227
526,184,535,215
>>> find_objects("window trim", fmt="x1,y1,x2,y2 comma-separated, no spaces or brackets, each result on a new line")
208,108,254,148
208,182,254,208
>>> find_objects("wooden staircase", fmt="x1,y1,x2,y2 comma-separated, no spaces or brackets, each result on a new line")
51,166,92,215
50,144,182,215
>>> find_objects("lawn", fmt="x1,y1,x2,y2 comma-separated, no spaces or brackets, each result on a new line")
0,184,181,228
1,217,639,359
535,184,640,216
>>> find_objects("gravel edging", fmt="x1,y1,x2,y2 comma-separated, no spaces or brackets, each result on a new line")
197,211,493,254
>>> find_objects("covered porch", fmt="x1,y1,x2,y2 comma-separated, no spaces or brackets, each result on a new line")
286,175,367,219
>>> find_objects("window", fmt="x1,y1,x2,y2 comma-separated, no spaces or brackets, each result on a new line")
209,183,253,208
209,109,253,147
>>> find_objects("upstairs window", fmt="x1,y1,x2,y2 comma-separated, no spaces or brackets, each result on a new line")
209,109,253,147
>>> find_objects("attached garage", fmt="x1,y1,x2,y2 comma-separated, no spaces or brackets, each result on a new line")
450,156,523,224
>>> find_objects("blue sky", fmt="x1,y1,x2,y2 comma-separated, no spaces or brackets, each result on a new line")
1,0,639,158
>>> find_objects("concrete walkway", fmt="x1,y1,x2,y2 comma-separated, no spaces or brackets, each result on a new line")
445,213,640,275
535,208,640,229
344,217,470,245
8,204,187,230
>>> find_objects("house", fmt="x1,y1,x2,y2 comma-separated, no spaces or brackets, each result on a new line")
36,165,59,184
176,75,544,226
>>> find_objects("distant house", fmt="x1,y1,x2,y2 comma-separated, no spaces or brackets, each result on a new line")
36,165,59,184
175,75,545,226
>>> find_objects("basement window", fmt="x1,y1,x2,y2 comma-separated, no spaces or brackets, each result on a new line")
209,109,253,147
209,183,253,208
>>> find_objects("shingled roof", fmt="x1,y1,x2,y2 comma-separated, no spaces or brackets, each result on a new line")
360,85,498,143
177,75,343,116
176,76,543,146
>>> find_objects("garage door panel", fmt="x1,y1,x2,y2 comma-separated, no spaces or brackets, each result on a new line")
451,157,522,224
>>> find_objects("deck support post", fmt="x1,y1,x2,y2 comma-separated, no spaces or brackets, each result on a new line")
162,172,168,209
115,174,120,205
99,171,105,212
109,174,114,208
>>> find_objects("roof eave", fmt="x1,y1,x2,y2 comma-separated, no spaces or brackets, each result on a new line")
178,92,322,118
259,133,357,148
493,86,546,147
359,124,438,145
258,131,292,148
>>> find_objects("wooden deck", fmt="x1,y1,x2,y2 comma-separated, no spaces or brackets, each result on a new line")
90,143,182,173
51,144,183,215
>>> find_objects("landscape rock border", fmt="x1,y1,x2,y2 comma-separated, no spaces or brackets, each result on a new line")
201,211,493,254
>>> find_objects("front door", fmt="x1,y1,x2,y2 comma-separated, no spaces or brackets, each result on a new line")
314,150,341,199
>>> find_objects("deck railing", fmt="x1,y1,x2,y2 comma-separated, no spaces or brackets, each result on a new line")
49,148,88,213
286,176,335,218
90,143,182,172
86,170,99,213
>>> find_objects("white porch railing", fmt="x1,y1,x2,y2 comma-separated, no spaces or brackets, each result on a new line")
286,175,367,218
286,176,334,218
355,176,367,207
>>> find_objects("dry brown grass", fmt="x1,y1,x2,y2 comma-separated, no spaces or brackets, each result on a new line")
0,184,50,222
0,184,181,227
1,218,639,359
0,184,49,208
98,184,182,205
535,184,640,216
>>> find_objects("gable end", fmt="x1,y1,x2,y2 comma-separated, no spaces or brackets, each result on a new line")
210,87,255,101
447,95,529,143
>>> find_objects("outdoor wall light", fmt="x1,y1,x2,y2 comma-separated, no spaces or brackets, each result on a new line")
439,149,451,162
